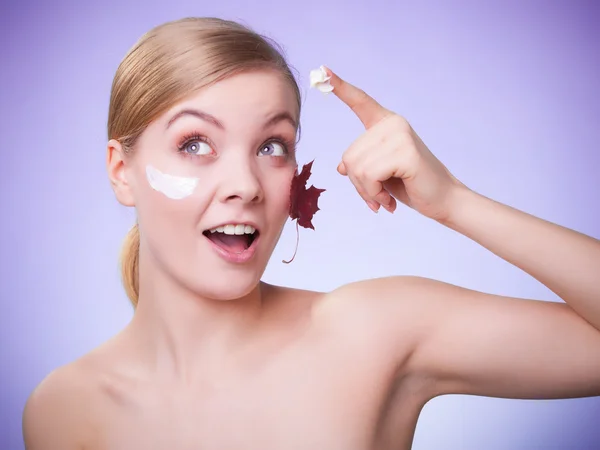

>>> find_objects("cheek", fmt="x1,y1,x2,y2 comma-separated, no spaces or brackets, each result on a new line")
139,196,199,251
134,160,207,208
267,170,295,217
137,188,210,275
135,165,209,235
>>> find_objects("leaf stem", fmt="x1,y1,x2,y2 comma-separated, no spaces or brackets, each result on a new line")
282,220,300,264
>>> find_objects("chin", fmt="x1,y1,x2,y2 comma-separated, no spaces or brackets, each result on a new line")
198,281,260,302
182,268,263,302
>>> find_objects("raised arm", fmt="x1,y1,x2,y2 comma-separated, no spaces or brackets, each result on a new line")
365,185,600,399
323,66,600,399
411,186,600,398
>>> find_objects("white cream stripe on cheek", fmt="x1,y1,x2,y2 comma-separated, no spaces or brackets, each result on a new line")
145,164,199,200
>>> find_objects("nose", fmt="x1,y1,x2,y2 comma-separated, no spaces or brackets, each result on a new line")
218,157,263,204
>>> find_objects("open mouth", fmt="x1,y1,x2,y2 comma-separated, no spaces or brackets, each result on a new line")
202,224,260,254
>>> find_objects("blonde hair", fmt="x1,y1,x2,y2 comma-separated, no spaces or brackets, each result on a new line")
109,17,302,307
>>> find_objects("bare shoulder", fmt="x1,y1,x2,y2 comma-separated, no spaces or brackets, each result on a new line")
268,276,420,332
23,359,97,449
314,275,430,327
22,334,131,450
309,276,433,369
317,275,600,401
311,276,468,378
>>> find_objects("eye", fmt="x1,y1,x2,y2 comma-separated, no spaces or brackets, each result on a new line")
258,141,287,157
183,140,213,156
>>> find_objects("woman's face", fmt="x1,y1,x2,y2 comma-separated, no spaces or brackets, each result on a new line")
112,70,299,300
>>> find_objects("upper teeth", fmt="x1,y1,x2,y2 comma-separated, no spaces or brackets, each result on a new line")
209,224,256,235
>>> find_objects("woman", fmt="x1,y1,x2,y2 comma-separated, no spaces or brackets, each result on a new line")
22,16,600,450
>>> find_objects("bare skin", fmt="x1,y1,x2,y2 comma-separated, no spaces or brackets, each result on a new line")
23,68,600,449
23,283,426,449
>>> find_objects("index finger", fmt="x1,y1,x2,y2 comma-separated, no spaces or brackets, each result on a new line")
325,67,391,129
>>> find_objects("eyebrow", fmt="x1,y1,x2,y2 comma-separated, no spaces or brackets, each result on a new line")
165,108,298,130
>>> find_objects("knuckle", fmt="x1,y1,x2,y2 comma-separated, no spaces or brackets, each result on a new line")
363,165,377,182
342,150,354,164
354,167,367,181
391,114,411,134
354,185,368,199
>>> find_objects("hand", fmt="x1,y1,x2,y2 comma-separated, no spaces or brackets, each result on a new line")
327,67,465,221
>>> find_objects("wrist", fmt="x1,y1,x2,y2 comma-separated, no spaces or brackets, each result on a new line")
437,182,479,230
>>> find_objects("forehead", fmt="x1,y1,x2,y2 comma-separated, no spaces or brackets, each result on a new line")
163,70,298,127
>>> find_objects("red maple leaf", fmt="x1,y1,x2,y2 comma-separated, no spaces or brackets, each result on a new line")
283,160,325,264
289,160,325,229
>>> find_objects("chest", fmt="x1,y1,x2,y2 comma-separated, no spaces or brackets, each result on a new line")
94,351,392,450
97,382,377,449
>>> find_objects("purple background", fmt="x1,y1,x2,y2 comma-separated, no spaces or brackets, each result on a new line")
2,0,599,448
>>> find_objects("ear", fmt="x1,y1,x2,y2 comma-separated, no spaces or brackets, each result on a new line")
107,139,136,207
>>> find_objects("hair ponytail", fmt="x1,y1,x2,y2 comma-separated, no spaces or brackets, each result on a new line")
120,223,140,307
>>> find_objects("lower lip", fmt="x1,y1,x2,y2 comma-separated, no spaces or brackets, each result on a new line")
205,233,260,264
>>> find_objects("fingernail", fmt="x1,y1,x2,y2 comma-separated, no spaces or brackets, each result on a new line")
367,201,380,213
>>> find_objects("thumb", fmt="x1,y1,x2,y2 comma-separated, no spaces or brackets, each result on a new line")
337,161,348,175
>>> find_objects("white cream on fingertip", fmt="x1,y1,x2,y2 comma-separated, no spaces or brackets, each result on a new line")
309,65,334,94
145,164,199,200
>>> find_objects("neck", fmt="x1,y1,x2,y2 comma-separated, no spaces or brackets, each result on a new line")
126,254,267,384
